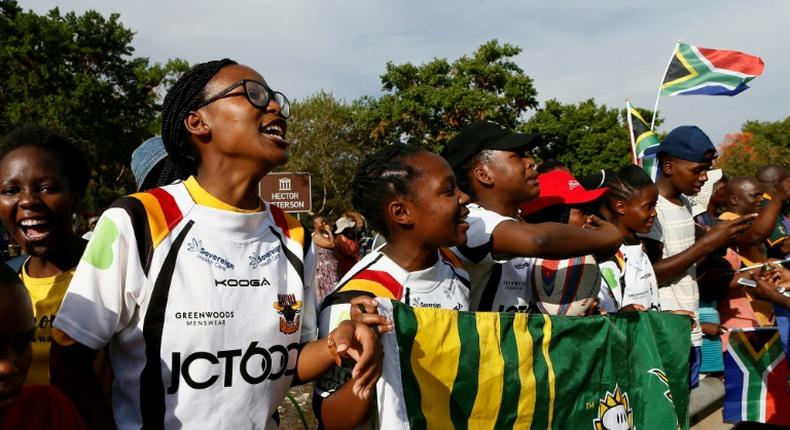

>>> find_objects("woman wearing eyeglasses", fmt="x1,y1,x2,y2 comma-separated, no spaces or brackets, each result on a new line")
49,59,381,429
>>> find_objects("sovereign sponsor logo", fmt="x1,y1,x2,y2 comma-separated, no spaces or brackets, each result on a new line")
249,245,281,269
187,238,235,271
214,278,271,287
167,341,299,393
273,294,302,334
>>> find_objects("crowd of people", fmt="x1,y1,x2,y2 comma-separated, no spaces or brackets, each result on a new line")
0,58,788,429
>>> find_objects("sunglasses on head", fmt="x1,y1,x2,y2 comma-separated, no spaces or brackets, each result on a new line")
195,79,290,118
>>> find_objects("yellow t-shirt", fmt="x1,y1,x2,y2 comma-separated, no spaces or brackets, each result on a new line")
183,176,262,212
21,263,75,385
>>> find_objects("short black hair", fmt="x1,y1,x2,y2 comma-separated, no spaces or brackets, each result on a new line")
0,126,90,199
351,144,426,238
161,58,237,174
454,149,494,201
603,165,655,214
656,152,680,174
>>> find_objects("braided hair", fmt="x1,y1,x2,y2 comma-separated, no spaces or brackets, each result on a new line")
351,144,426,238
161,58,237,174
0,126,90,199
603,164,655,214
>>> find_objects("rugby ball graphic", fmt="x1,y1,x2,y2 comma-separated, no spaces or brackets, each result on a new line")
532,255,601,316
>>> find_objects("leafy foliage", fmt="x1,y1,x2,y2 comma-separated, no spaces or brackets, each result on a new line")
283,91,371,217
522,99,660,177
0,0,188,210
716,116,790,177
360,40,538,152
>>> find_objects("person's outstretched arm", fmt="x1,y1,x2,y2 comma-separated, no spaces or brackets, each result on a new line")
491,215,622,260
644,214,756,284
737,190,787,247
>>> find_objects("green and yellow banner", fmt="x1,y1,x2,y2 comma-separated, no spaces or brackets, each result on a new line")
376,301,691,429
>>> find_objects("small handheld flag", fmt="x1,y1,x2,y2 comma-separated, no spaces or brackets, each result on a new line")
626,101,660,180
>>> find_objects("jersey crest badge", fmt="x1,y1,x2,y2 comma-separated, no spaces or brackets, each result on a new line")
273,294,302,335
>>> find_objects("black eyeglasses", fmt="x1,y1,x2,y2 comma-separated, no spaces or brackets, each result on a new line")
195,79,290,118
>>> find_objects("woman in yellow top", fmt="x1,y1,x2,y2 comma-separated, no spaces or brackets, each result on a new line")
0,126,90,385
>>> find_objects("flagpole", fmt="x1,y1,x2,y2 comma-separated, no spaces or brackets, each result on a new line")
625,100,638,165
650,41,680,130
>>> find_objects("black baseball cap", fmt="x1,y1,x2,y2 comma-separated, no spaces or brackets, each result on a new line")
441,121,541,169
643,125,717,163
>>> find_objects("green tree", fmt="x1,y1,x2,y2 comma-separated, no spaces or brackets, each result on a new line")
716,116,790,177
283,91,371,218
361,40,539,152
522,99,660,177
0,0,187,210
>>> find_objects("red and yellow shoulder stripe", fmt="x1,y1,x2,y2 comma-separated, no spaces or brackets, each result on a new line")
337,269,404,300
129,188,183,249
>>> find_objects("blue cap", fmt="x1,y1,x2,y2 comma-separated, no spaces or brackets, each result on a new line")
131,136,168,191
643,125,716,163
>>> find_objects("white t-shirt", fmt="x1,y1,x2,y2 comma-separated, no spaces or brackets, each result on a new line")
313,249,469,401
450,203,534,312
598,243,661,313
640,194,702,346
55,182,315,429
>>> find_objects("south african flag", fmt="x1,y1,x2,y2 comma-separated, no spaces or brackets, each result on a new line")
723,327,790,425
626,101,660,180
376,300,691,429
661,43,764,96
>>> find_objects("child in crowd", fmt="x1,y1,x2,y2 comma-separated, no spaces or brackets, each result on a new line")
519,169,610,315
695,255,733,375
441,121,622,312
314,144,471,429
595,165,661,312
640,125,756,387
0,127,90,386
0,264,86,429
51,59,380,429
520,169,608,227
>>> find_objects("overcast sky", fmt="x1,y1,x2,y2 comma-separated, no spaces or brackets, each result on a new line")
20,0,790,146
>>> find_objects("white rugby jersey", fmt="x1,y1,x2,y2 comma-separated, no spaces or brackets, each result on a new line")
450,203,534,312
313,248,470,402
598,243,661,313
54,181,315,429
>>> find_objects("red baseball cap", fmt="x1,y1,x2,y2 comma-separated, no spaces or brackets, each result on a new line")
520,170,609,215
